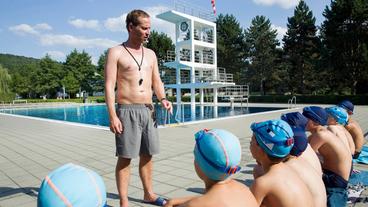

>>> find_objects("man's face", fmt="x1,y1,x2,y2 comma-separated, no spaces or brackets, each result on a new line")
129,17,150,42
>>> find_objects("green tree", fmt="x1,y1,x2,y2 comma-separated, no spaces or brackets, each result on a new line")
146,30,175,66
0,65,11,93
10,63,39,98
283,0,321,94
321,0,368,94
34,54,63,97
61,72,80,96
216,14,247,83
245,15,279,95
93,50,108,93
64,49,96,95
97,50,107,77
0,64,14,101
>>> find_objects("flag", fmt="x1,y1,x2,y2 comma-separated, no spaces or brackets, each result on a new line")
211,0,216,15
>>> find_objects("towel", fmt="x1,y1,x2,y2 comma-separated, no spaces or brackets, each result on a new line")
348,170,368,204
353,146,368,164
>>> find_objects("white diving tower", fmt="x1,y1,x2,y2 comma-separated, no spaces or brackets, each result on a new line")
157,10,235,108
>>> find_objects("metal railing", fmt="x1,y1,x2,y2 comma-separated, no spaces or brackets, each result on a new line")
166,50,176,62
174,0,216,22
194,29,214,43
166,50,191,62
288,96,297,108
166,50,213,64
218,85,250,107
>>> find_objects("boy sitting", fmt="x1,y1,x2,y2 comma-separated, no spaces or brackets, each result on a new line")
338,100,365,159
303,106,352,207
281,112,322,175
164,129,258,207
326,106,355,155
250,119,313,207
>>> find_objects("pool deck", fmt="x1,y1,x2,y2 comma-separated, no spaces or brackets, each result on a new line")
0,103,367,207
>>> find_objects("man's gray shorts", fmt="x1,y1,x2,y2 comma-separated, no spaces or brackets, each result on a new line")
115,104,159,158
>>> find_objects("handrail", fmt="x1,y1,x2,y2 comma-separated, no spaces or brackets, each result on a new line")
288,96,297,108
174,0,216,22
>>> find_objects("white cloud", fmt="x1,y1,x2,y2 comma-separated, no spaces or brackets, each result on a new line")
40,34,119,48
104,14,126,32
146,6,175,40
253,0,299,9
34,23,52,31
69,18,100,30
44,50,66,61
271,24,287,42
9,22,119,50
9,24,39,35
9,23,53,36
103,6,175,40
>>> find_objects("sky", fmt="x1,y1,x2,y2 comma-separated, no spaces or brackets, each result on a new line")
0,0,330,65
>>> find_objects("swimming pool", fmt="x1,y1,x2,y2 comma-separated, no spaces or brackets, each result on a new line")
0,104,285,126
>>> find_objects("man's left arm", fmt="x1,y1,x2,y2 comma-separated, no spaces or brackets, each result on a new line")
151,52,172,114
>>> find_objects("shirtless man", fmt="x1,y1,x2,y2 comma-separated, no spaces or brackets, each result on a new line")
338,100,366,159
105,10,172,207
326,106,355,155
250,120,313,207
164,129,258,207
281,112,322,175
303,106,352,207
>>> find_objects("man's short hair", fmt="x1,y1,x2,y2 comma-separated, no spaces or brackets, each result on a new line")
125,9,150,31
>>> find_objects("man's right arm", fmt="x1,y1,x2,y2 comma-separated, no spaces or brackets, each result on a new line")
105,47,122,134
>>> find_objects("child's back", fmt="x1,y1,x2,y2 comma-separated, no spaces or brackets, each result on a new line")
285,157,326,207
187,179,257,207
251,163,313,207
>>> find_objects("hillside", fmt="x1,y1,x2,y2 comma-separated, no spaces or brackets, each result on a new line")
0,53,40,72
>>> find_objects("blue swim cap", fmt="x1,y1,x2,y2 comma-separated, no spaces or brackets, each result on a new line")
251,120,294,158
302,106,328,126
338,100,354,114
194,129,242,181
289,127,308,157
281,112,308,129
325,106,349,125
38,163,107,207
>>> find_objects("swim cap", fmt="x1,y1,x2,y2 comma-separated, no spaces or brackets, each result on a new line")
302,106,328,126
281,112,308,129
194,129,242,181
325,106,349,125
289,126,308,157
251,120,294,158
38,163,107,207
338,100,354,114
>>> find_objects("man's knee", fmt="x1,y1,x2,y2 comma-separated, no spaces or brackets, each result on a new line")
140,154,153,161
117,157,132,168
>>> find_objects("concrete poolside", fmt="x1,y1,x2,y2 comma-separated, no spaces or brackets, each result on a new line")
0,103,367,207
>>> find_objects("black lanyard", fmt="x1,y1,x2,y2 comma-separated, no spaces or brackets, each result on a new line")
122,43,144,85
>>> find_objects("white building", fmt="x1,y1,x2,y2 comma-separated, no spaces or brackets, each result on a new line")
157,9,236,105
157,3,249,123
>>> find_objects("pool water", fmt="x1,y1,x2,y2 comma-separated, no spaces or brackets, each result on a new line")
0,104,285,127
